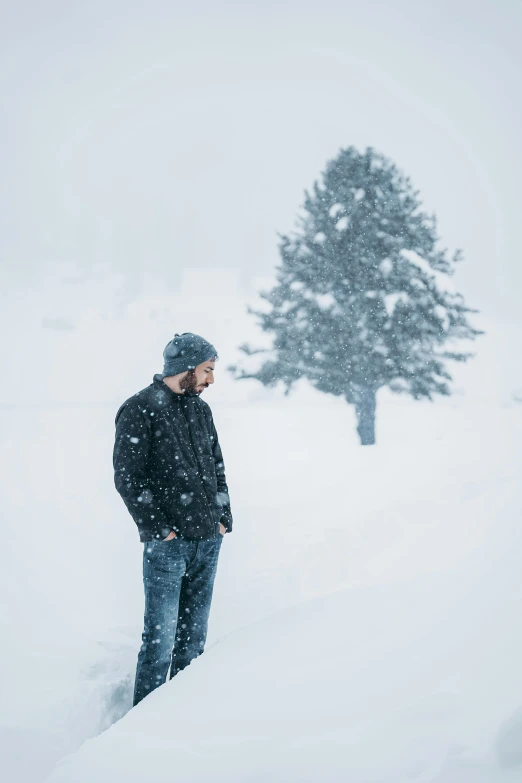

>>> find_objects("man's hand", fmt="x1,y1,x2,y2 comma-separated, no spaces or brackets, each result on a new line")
163,531,177,541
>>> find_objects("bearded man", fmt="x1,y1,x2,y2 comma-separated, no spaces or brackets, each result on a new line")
113,332,233,706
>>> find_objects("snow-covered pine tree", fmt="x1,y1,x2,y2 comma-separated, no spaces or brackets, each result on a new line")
232,146,482,445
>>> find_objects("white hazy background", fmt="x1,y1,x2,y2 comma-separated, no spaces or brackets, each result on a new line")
1,1,522,782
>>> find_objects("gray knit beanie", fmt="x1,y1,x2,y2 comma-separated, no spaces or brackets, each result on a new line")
162,332,218,377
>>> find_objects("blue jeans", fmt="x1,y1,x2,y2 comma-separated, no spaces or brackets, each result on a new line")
133,536,223,706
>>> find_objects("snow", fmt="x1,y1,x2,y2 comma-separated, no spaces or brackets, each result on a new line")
43,398,522,782
335,215,350,231
384,291,409,315
401,249,455,295
328,203,344,218
2,265,522,782
314,292,336,310
380,257,393,275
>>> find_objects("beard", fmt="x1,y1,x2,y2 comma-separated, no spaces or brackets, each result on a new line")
180,369,209,396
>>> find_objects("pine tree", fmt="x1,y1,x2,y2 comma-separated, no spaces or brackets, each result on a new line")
232,147,482,445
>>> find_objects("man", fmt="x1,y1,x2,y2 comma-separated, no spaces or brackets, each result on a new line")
113,332,232,706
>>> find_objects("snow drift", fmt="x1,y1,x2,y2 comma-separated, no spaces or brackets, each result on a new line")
2,267,522,781
43,398,522,782
46,496,522,782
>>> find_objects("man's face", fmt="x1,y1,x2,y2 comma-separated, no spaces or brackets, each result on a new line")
180,359,216,395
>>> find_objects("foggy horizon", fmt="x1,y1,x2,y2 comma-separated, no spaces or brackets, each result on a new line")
2,0,522,323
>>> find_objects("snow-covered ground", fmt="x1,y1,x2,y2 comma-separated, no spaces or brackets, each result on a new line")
46,544,522,782
2,266,522,781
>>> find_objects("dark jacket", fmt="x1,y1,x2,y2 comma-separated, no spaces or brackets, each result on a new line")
113,374,233,542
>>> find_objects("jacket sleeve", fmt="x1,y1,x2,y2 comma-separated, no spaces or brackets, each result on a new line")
113,400,173,540
210,416,233,533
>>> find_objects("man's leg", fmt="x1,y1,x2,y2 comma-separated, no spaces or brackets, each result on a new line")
170,537,222,677
133,540,193,706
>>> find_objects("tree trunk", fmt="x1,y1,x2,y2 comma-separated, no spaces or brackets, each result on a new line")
355,388,376,446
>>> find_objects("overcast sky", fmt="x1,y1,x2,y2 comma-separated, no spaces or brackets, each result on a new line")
2,0,521,324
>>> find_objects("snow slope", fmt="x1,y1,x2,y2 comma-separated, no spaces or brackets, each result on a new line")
40,393,522,782
2,265,522,781
45,479,522,782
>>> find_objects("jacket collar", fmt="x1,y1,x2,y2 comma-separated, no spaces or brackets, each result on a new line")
152,374,198,401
